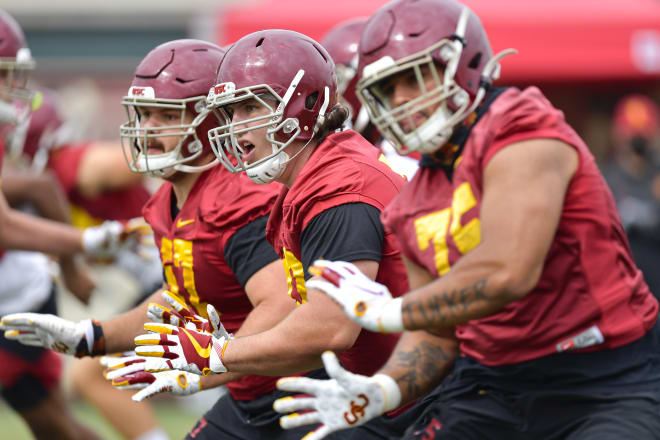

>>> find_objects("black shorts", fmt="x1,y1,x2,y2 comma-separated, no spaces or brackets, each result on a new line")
186,373,433,440
403,386,660,440
0,288,62,411
342,398,433,440
185,369,348,440
403,322,660,440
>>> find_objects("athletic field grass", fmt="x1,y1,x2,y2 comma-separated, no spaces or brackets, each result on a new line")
0,399,203,439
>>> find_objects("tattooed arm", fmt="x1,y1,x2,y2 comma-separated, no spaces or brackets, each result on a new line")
379,327,458,404
401,139,578,331
362,256,459,404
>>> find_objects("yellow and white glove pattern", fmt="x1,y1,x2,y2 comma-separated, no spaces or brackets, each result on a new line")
101,352,201,402
134,304,229,376
147,291,230,339
0,313,104,357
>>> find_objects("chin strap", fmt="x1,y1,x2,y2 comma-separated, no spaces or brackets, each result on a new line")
246,132,319,185
246,150,289,184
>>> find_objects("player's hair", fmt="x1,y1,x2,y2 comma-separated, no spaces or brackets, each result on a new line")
313,103,349,143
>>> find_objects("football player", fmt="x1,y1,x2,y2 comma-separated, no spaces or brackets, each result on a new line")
2,93,97,303
0,9,132,440
0,10,125,258
8,90,162,297
270,1,660,439
320,18,372,138
1,38,333,440
321,17,419,180
135,29,429,439
3,89,170,440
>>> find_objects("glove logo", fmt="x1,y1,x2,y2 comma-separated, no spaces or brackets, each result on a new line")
52,342,70,353
343,393,369,425
181,328,212,359
177,373,188,388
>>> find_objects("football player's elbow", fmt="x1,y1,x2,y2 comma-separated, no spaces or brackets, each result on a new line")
495,263,543,302
322,321,361,353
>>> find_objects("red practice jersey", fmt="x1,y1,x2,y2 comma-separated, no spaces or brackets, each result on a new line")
0,137,4,172
0,139,4,259
143,165,281,401
48,143,150,226
267,130,409,377
382,87,658,366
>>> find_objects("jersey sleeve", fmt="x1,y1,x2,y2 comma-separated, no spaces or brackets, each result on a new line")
224,214,279,287
300,202,384,279
480,87,582,169
47,143,89,194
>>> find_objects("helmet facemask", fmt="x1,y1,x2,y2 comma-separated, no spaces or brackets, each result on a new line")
120,87,216,177
335,61,356,102
207,70,316,184
358,33,475,156
358,5,516,156
335,54,370,133
0,48,35,147
0,47,34,104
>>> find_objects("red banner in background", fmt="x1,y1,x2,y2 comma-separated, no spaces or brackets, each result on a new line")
216,0,660,83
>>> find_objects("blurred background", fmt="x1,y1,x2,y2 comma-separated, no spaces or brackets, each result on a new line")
3,0,658,157
1,0,660,438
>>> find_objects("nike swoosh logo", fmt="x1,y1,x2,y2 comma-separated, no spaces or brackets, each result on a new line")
181,329,211,359
177,219,195,228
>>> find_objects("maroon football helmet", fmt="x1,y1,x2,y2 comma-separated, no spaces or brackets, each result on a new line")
356,0,514,155
0,10,35,103
321,18,368,132
207,29,337,184
7,90,66,172
120,39,225,176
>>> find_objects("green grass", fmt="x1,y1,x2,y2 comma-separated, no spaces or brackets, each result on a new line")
0,399,202,440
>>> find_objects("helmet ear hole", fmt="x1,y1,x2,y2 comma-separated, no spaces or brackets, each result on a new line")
305,91,319,110
468,52,482,69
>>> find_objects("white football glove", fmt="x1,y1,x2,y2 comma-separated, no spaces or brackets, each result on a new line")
134,307,228,376
0,313,104,357
274,351,401,440
82,220,126,259
101,352,149,379
306,260,404,333
101,353,201,402
147,291,231,340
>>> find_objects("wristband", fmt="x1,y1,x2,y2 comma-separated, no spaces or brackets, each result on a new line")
81,227,99,254
75,319,106,358
377,297,404,333
373,373,402,412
